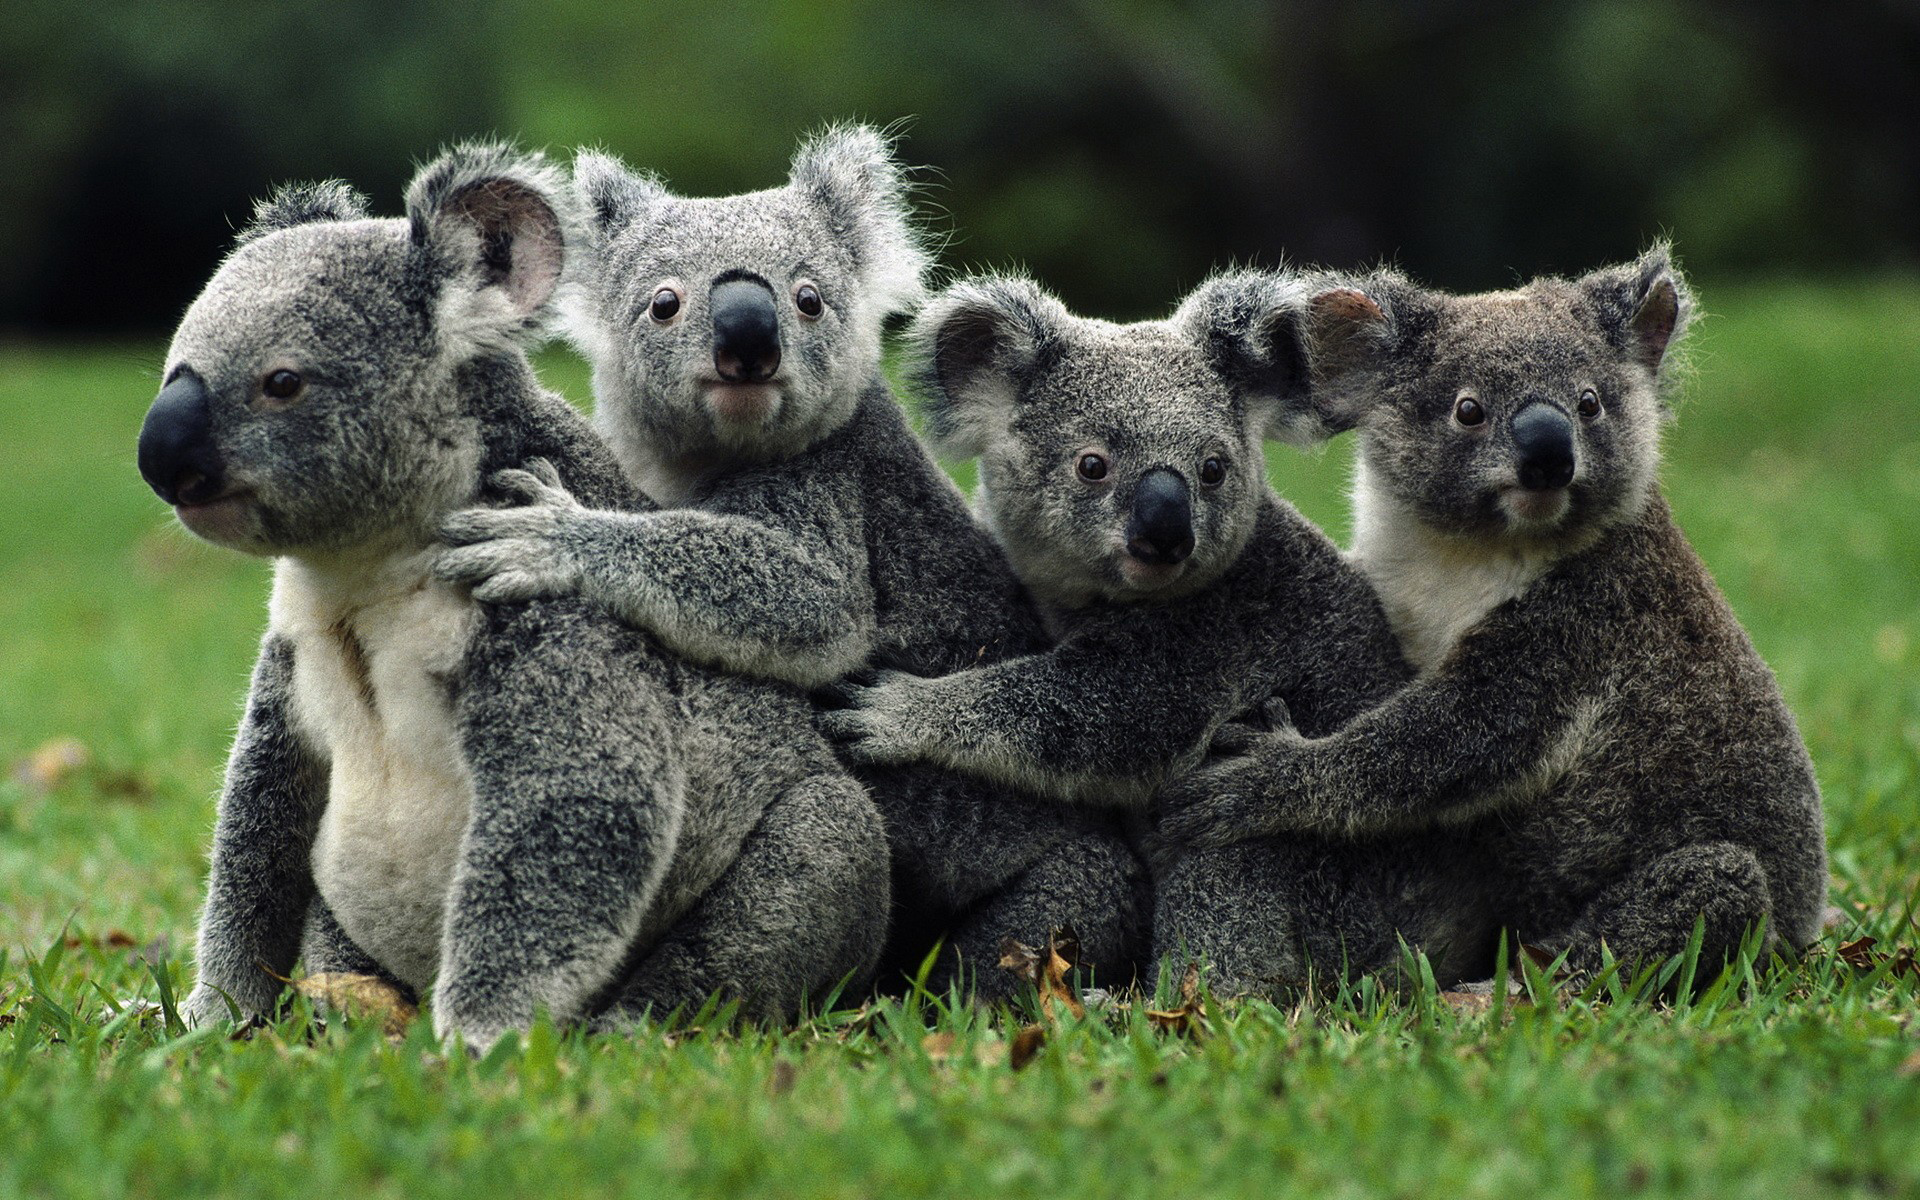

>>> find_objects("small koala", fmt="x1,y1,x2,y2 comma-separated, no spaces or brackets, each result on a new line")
434,127,1148,999
140,145,889,1049
1159,249,1829,981
820,273,1496,993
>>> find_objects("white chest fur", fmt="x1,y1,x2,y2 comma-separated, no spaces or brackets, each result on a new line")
1350,461,1565,674
270,550,481,992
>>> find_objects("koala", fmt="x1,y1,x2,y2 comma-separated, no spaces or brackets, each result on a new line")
433,127,1148,1000
139,146,889,1049
1159,248,1829,983
818,273,1497,994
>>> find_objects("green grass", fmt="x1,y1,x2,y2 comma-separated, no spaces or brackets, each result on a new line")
3,278,1918,1197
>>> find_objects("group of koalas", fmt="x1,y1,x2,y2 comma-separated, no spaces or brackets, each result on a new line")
134,125,1826,1048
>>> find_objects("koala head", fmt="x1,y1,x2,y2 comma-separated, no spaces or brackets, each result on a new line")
566,125,928,472
909,272,1308,609
136,145,573,558
1301,247,1692,546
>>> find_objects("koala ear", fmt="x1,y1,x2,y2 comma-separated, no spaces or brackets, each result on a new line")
1297,278,1412,436
571,149,669,243
1175,272,1317,445
1579,243,1694,375
405,142,574,329
789,124,928,316
908,275,1066,460
234,180,370,248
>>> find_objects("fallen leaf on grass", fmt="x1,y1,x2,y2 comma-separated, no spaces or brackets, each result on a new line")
1441,991,1493,1013
1009,1024,1047,1071
767,1059,797,1096
1145,961,1207,1037
921,1031,957,1062
291,973,417,1039
1898,1049,1920,1079
64,930,140,950
12,738,89,792
997,927,1086,1021
1839,936,1880,970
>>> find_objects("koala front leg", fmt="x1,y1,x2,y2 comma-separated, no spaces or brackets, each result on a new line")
184,637,328,1028
432,607,689,1051
819,640,1220,807
439,464,876,689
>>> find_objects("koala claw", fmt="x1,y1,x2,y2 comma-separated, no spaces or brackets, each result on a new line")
488,457,576,507
812,671,922,763
436,538,581,602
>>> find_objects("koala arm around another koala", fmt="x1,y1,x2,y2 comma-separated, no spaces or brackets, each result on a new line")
1158,588,1609,847
183,636,328,1028
818,614,1247,808
437,463,877,689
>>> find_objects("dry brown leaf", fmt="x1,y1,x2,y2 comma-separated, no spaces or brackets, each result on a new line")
1899,1049,1920,1079
767,1060,797,1096
12,738,89,793
921,1031,958,1063
1441,990,1493,1013
1838,936,1881,970
1146,961,1207,1037
1009,1024,1047,1071
291,972,417,1039
997,927,1086,1021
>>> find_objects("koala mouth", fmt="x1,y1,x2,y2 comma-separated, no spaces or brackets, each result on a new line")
1497,485,1572,527
173,487,258,543
704,381,781,424
1116,554,1188,592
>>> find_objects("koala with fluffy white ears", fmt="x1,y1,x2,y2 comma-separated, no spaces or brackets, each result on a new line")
140,146,889,1049
1159,249,1829,983
434,127,1148,999
819,271,1501,994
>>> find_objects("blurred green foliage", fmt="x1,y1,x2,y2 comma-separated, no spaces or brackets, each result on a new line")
4,0,1916,331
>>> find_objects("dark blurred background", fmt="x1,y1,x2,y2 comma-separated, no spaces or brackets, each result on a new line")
5,0,1917,333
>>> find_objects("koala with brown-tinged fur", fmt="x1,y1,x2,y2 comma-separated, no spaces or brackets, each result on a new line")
1159,248,1828,984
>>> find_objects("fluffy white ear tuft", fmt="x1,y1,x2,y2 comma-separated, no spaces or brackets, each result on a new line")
789,123,929,319
1175,271,1322,445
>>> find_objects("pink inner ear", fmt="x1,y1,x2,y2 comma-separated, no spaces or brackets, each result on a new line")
1632,279,1679,370
452,181,563,316
1310,288,1385,325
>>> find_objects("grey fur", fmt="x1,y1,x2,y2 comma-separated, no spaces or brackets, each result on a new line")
434,128,1147,999
1158,249,1828,983
826,272,1465,995
157,145,888,1048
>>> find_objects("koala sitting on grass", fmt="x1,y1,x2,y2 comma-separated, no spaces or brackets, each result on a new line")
139,146,888,1048
820,273,1497,992
434,128,1147,999
1159,249,1829,982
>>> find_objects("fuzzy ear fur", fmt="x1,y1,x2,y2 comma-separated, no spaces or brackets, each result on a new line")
405,142,576,342
1578,243,1694,377
788,124,928,318
234,180,370,247
908,274,1068,460
1289,270,1436,438
1175,271,1319,446
571,149,670,243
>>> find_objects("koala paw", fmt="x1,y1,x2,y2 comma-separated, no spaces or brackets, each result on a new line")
1207,695,1297,757
180,983,240,1030
812,669,926,765
436,460,588,604
1154,760,1270,850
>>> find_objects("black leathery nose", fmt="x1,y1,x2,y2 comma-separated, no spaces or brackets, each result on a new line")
137,367,226,505
1512,402,1576,491
1125,467,1195,565
710,277,782,383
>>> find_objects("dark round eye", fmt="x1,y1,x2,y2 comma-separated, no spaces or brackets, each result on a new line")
649,287,682,323
1577,388,1601,419
794,282,823,319
1199,457,1227,488
1076,453,1109,482
263,369,303,400
1454,395,1485,426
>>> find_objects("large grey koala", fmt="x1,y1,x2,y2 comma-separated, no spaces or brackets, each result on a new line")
434,128,1147,1000
820,273,1492,994
1160,249,1829,982
139,146,888,1049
